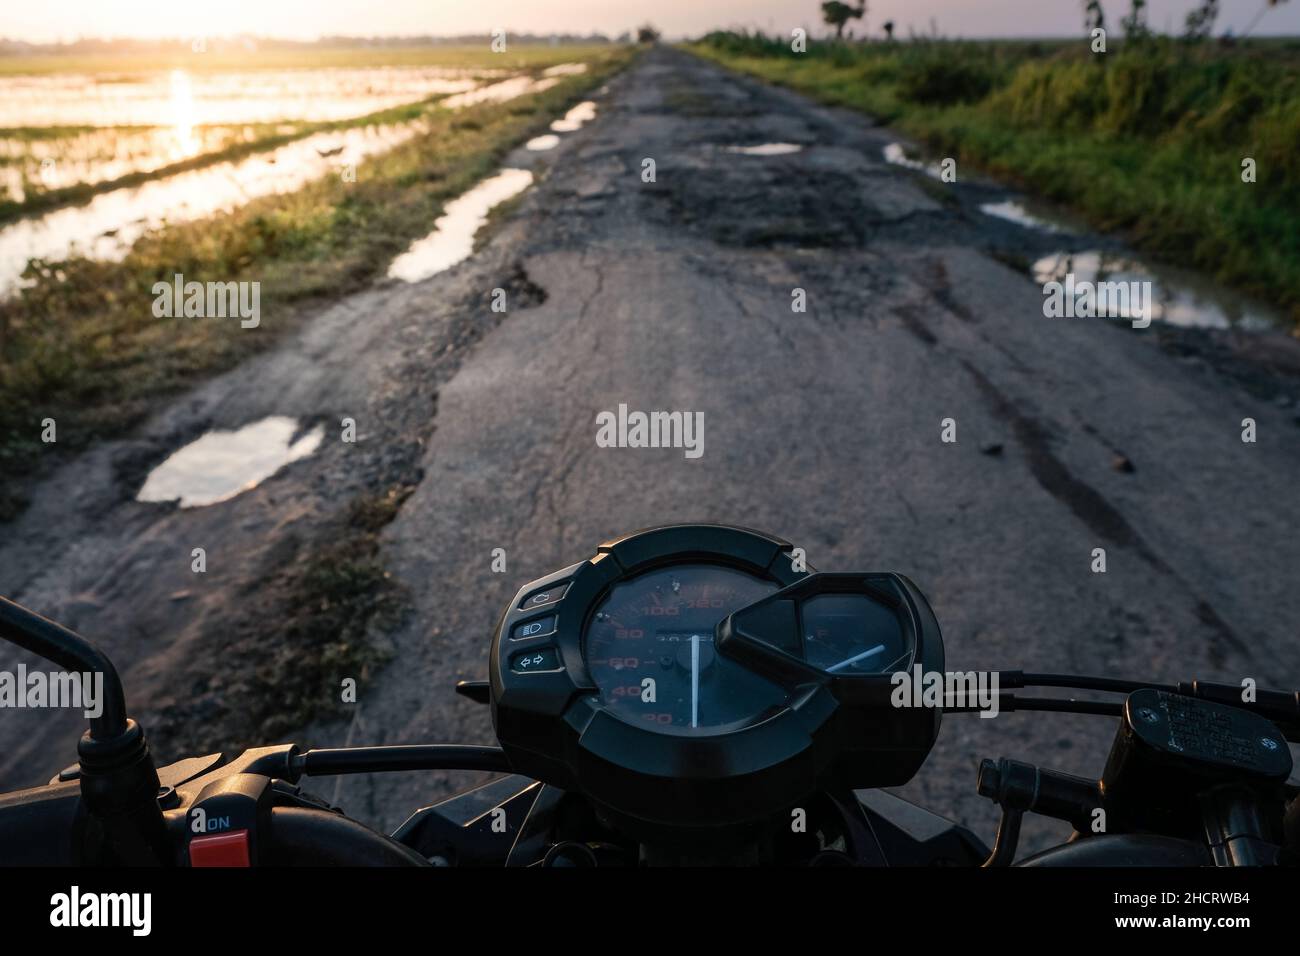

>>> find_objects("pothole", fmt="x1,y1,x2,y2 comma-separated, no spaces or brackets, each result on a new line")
387,167,534,282
644,163,873,247
724,143,804,156
1032,250,1284,331
550,101,598,132
980,200,1066,233
137,416,324,508
882,142,945,179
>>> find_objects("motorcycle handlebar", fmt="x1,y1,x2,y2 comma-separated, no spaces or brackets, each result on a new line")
0,598,128,739
266,807,429,867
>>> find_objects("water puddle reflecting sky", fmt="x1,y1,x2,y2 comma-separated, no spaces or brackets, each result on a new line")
1033,251,1282,331
542,63,589,77
388,168,534,282
882,142,945,179
979,200,1066,234
725,143,804,156
549,101,597,132
880,141,1283,331
440,75,559,110
386,81,598,282
137,416,324,508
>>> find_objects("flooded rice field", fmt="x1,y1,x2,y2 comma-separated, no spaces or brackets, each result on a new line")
0,121,422,296
0,66,492,128
0,63,585,297
0,124,279,202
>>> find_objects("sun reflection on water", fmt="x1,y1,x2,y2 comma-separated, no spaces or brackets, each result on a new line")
168,69,200,159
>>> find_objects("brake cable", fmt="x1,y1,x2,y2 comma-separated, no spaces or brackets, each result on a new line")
945,671,1300,740
944,693,1121,717
290,744,512,777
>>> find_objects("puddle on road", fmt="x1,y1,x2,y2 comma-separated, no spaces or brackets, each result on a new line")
440,75,559,109
880,140,1282,331
550,101,598,133
388,168,534,282
526,99,601,151
725,142,804,156
882,142,944,179
137,416,324,508
543,63,589,77
1033,251,1282,331
980,200,1067,233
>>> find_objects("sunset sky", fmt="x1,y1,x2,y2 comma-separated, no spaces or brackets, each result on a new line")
3,0,1298,43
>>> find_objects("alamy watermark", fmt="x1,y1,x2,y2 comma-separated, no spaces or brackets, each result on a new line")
891,665,1000,718
1042,272,1152,328
50,886,150,936
0,665,103,718
595,403,704,459
152,273,260,328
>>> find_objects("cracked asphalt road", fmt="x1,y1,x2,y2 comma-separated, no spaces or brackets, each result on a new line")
3,46,1298,853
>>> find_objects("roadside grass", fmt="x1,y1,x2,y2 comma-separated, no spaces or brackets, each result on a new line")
0,125,100,141
0,46,635,517
690,33,1300,327
149,481,416,753
248,484,413,741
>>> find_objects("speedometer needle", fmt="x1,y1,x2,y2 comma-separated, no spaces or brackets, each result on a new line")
690,634,700,728
826,643,886,673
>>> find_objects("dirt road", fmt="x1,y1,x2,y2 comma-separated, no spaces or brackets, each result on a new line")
3,47,1298,851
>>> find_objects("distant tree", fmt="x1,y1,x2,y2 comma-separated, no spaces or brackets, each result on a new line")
1183,0,1219,40
822,1,866,40
882,20,895,41
636,24,660,44
1083,0,1106,33
1242,0,1292,37
1120,0,1151,38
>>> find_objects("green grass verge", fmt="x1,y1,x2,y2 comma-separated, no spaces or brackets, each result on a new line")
689,33,1300,328
248,484,412,742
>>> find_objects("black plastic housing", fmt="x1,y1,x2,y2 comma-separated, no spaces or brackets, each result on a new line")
1101,688,1293,835
716,571,943,791
489,524,945,831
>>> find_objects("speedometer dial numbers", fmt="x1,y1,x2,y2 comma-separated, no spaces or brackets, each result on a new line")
584,564,784,733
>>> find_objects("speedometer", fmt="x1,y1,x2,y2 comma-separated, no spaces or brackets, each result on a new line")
488,524,945,830
584,563,782,732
